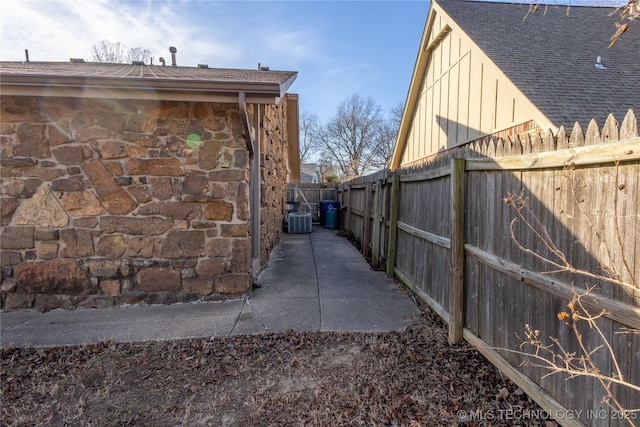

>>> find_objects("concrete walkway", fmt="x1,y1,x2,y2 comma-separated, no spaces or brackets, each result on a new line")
0,226,418,348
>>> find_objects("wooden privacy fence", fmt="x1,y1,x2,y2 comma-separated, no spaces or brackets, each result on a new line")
286,183,338,221
337,110,640,427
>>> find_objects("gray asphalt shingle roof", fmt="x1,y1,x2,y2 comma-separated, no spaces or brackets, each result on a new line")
438,0,639,129
0,62,297,85
0,61,297,103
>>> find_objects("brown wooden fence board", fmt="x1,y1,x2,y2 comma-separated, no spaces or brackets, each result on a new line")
535,287,565,416
464,257,479,335
338,110,639,426
610,162,639,305
504,170,524,260
551,167,577,294
629,333,640,418
609,319,636,427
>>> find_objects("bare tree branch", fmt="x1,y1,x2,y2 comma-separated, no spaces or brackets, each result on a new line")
504,167,639,423
315,93,402,177
91,40,152,64
299,112,320,164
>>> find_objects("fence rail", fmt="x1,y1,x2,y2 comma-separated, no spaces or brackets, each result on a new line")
337,110,640,427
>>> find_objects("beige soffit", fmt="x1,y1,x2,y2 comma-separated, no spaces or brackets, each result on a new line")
0,62,297,104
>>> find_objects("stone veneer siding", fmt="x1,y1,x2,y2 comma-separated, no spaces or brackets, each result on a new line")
0,95,290,311
254,102,289,266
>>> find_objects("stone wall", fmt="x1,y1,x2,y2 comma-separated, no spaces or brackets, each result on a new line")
0,95,262,311
258,101,290,265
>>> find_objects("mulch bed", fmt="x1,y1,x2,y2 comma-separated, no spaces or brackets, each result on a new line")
1,305,555,426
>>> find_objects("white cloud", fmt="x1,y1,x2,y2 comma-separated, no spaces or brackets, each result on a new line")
265,29,322,59
0,0,419,122
327,63,372,75
0,0,247,64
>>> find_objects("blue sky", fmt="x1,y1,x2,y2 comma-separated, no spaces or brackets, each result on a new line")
1,0,430,122
1,0,627,122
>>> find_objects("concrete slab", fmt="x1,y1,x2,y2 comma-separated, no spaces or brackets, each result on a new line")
315,258,373,272
318,271,405,299
274,239,315,259
255,256,319,298
232,297,321,335
258,257,317,279
0,310,40,328
1,300,245,348
229,305,268,336
252,277,319,298
320,297,419,332
0,225,418,348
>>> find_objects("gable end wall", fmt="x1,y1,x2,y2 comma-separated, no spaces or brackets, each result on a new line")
399,6,553,167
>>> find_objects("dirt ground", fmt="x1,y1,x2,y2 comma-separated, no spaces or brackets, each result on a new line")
1,303,558,427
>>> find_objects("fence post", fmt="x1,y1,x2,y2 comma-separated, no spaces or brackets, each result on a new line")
345,185,352,233
449,158,466,345
386,174,400,278
337,185,344,228
362,181,372,257
371,179,383,268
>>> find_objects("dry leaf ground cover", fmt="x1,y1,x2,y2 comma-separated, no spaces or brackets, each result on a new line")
1,305,555,427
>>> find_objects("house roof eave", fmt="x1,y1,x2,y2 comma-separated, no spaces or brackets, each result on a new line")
0,73,293,104
0,61,298,104
390,2,438,171
279,73,298,99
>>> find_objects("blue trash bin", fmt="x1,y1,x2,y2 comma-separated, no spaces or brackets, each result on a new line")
325,207,339,229
320,200,339,226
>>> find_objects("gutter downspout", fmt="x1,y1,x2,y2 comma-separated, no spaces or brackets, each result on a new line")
239,92,261,277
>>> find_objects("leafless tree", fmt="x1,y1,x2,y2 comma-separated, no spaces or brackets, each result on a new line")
91,40,152,64
316,93,385,177
609,0,639,47
390,102,404,129
299,112,320,164
317,156,339,183
372,102,404,170
128,46,152,63
524,0,639,47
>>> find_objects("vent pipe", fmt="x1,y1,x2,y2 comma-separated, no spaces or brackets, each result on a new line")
159,57,166,66
169,46,177,67
24,49,30,63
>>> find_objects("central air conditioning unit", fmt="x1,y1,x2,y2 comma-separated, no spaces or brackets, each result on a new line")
287,213,312,233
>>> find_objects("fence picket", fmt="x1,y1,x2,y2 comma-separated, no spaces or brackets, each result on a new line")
585,118,602,145
602,113,619,143
543,129,555,152
570,122,585,147
620,108,638,140
556,126,568,150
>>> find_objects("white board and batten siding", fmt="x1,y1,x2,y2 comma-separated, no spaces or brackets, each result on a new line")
398,4,554,168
